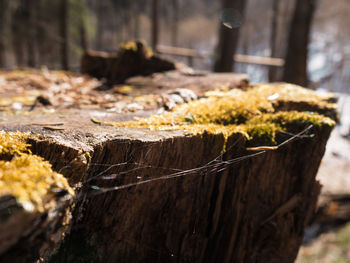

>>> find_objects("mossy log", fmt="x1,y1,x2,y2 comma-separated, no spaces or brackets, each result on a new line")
0,78,337,263
81,41,175,84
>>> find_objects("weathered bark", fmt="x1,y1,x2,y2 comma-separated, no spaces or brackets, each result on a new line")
213,0,247,72
0,194,73,263
74,129,329,263
151,0,159,51
59,0,69,70
268,0,280,82
282,0,318,87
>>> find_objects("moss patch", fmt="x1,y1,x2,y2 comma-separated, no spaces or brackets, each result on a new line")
0,131,31,158
0,131,74,212
110,84,336,147
119,41,153,58
253,83,336,109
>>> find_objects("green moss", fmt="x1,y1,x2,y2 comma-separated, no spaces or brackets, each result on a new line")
247,111,335,129
106,84,336,147
242,122,281,145
0,131,74,212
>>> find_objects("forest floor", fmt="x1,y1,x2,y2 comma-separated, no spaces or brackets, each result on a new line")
297,94,350,262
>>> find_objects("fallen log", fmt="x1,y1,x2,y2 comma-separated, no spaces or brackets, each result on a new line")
0,72,337,263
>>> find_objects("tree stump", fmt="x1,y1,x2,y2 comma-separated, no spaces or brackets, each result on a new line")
0,69,336,263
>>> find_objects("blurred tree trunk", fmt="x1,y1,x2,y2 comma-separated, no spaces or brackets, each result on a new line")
213,0,247,72
0,0,7,67
282,0,318,87
96,0,106,50
80,20,88,51
171,0,179,46
59,0,69,70
151,0,159,51
131,0,140,39
25,0,37,67
12,2,25,67
268,0,280,82
79,0,88,51
35,0,44,66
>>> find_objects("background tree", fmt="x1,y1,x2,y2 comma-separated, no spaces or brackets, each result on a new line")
213,0,247,72
0,0,348,94
129,0,140,40
95,0,104,50
59,0,69,70
151,0,159,51
268,0,280,82
25,0,37,67
79,8,89,51
171,0,179,46
0,0,8,68
11,1,26,67
282,0,318,87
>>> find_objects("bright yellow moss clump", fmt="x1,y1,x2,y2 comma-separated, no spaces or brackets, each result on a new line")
119,41,153,58
0,131,31,157
120,41,138,52
0,131,74,212
112,83,336,146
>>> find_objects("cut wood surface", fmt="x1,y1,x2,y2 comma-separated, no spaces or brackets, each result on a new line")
0,68,337,263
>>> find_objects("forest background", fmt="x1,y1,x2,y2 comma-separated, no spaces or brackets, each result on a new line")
0,0,349,93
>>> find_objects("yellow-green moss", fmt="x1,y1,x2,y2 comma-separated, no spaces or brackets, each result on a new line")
253,83,336,110
246,111,335,128
0,131,31,157
108,83,336,146
119,41,153,58
120,41,138,52
0,131,74,212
